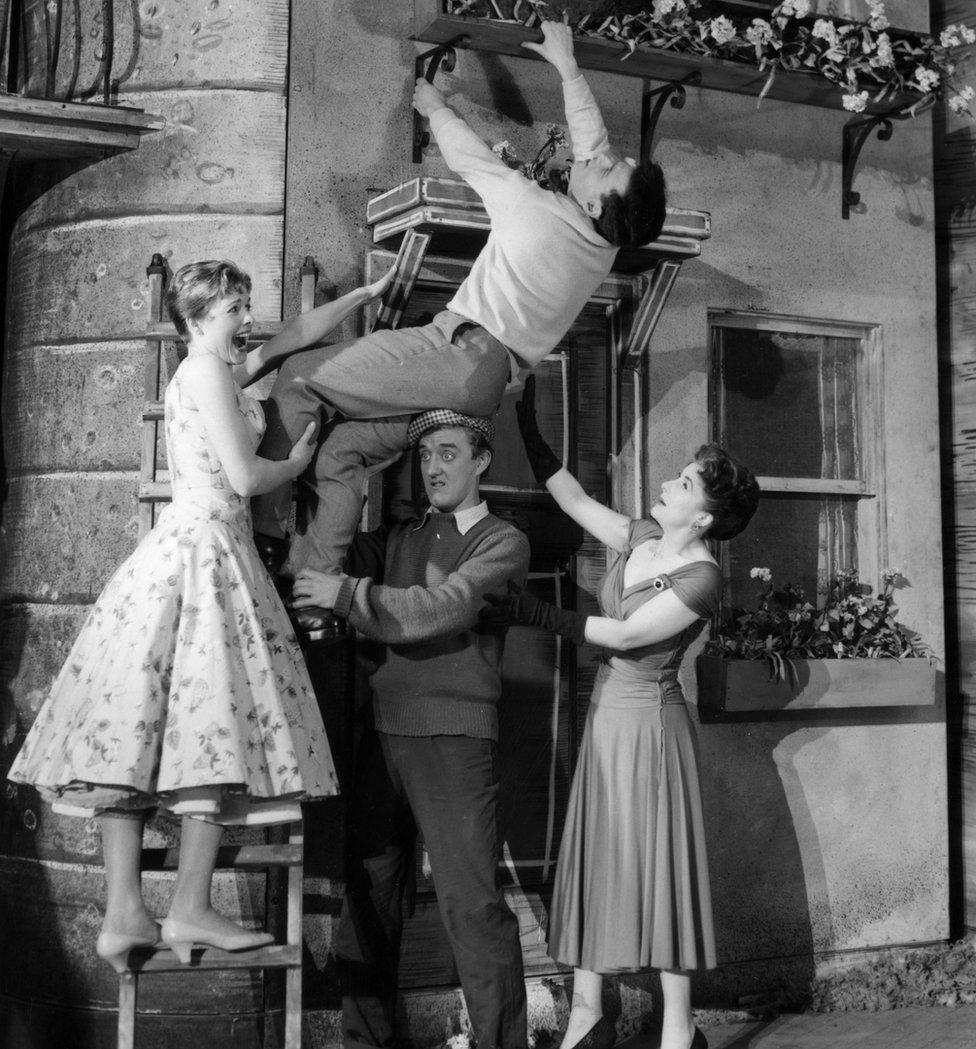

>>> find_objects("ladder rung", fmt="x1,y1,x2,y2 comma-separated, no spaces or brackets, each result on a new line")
140,843,303,870
138,482,171,502
128,942,301,973
143,401,164,421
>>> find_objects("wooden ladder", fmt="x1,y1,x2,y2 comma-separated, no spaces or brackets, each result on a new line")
138,254,320,536
117,822,305,1049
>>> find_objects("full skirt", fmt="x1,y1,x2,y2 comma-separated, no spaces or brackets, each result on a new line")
8,498,338,822
547,665,715,973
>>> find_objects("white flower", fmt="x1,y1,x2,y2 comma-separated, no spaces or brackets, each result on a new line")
870,32,894,68
652,0,685,17
949,93,973,113
914,66,941,94
867,0,889,31
843,90,869,112
746,18,773,48
812,19,838,46
940,28,961,49
750,566,773,582
778,0,811,17
709,15,737,45
963,26,976,45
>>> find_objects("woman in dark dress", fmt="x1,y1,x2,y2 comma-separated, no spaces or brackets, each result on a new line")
486,379,758,1049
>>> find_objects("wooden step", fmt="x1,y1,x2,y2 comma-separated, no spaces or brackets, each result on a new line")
140,843,303,870
127,942,301,974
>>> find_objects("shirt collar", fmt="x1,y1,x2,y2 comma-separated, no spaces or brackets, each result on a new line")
414,501,489,536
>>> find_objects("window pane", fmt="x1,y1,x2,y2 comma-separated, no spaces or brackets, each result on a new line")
725,492,858,608
716,326,861,480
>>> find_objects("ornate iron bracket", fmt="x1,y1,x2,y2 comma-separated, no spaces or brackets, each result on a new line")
640,71,701,162
841,98,930,219
412,34,469,163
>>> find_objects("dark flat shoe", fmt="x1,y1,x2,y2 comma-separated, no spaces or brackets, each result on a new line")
569,1015,616,1049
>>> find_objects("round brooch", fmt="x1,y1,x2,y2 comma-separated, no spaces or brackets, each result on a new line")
652,575,669,591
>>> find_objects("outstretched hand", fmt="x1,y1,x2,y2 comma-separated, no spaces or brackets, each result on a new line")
480,581,588,645
287,421,317,476
516,375,562,485
521,19,579,80
480,581,540,628
362,263,397,303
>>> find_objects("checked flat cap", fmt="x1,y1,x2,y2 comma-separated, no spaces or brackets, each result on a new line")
406,408,495,447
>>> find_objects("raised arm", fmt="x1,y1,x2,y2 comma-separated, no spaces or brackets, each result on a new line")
516,376,630,551
231,267,395,388
182,354,316,496
522,20,610,160
414,79,522,210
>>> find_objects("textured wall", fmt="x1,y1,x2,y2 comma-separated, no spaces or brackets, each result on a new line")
0,0,291,1045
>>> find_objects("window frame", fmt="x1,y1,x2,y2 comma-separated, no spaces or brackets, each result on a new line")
707,308,887,594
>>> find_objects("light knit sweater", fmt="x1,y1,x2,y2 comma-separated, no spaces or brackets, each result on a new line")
428,74,619,367
334,504,530,741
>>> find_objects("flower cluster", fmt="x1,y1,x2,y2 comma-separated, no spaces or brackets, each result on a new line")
445,0,975,116
492,122,570,190
705,567,931,679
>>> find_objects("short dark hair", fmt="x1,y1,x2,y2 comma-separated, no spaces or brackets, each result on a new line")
166,260,251,340
593,160,667,248
694,443,760,541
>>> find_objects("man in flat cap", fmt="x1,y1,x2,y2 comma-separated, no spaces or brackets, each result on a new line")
291,409,530,1049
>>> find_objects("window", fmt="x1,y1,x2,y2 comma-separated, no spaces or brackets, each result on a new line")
709,311,885,609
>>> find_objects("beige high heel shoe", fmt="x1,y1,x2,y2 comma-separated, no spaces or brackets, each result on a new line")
96,926,162,974
160,916,274,965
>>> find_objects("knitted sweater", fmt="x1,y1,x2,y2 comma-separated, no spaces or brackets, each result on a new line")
335,506,530,740
429,74,618,368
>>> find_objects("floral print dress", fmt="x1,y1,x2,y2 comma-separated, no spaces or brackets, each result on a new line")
8,364,338,823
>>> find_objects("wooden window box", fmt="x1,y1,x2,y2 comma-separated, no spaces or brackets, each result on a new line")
413,1,913,116
696,654,939,715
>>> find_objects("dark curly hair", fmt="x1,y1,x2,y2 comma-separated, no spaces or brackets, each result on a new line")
166,260,251,341
593,159,667,248
694,443,760,541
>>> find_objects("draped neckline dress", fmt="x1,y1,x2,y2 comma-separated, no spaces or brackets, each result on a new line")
547,518,721,973
9,363,338,824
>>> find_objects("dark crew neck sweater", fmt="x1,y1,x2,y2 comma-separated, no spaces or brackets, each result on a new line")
335,510,529,741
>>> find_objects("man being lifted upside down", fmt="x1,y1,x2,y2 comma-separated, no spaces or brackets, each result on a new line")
252,19,666,633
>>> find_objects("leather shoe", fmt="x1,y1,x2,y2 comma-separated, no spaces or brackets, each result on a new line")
254,532,289,577
288,604,348,643
567,1015,616,1049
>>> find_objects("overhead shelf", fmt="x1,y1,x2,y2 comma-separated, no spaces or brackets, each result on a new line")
412,1,917,116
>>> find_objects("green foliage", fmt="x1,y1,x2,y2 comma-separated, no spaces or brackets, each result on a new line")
704,567,932,675
446,1,976,115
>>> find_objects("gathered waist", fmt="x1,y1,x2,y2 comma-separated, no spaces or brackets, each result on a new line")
162,489,252,529
590,659,685,710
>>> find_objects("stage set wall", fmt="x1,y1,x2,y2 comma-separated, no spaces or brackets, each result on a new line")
0,0,951,1047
